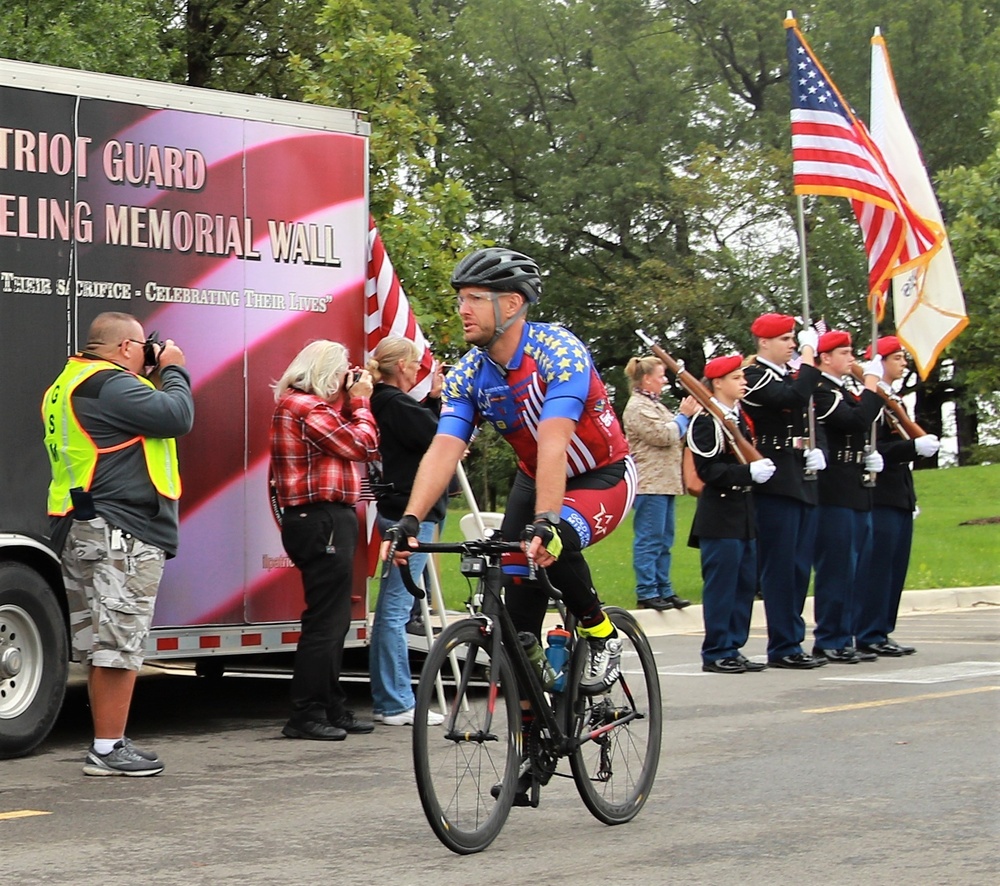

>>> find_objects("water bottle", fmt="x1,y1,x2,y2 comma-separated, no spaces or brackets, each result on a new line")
519,631,557,690
545,626,572,693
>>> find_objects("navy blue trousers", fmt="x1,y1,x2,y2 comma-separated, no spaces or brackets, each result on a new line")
755,495,817,658
700,536,757,663
813,505,870,650
854,505,913,645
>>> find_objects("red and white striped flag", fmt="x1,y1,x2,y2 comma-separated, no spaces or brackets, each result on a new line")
362,216,436,573
365,216,435,399
785,16,942,316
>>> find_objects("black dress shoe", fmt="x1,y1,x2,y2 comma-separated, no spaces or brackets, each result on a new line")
847,646,878,662
330,710,375,734
812,647,861,664
702,657,746,674
281,719,347,741
885,638,916,655
664,594,692,610
637,597,674,611
858,642,904,657
767,652,825,669
736,655,768,672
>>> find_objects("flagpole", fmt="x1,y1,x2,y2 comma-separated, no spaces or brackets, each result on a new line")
795,194,818,477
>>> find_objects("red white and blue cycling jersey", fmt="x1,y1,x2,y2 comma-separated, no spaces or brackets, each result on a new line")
438,322,630,478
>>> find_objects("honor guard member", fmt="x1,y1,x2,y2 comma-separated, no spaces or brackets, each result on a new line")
853,336,940,656
811,330,884,664
742,313,828,669
687,355,776,673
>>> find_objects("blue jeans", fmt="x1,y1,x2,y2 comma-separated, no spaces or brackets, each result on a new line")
632,494,677,601
371,516,435,716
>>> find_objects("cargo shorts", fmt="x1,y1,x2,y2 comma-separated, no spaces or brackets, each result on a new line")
62,516,165,670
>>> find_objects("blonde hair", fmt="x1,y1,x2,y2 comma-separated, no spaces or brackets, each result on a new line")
624,355,661,393
366,336,419,383
272,340,350,402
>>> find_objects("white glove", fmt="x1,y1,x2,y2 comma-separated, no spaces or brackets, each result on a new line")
861,355,884,379
912,505,921,520
914,434,940,458
863,450,885,473
749,458,777,484
804,448,827,471
797,328,818,352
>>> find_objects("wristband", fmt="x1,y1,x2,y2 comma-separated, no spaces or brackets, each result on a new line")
533,510,560,525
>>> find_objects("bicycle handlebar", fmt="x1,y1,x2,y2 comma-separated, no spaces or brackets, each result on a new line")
384,533,562,602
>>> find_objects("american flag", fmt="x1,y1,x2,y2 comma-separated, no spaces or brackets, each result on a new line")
785,18,941,314
363,216,436,570
365,216,435,399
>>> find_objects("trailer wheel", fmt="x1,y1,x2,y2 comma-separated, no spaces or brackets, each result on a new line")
0,562,69,759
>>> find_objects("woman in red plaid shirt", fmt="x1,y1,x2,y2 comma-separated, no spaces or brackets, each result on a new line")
270,340,380,741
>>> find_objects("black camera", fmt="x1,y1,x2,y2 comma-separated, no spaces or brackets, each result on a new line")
143,330,164,369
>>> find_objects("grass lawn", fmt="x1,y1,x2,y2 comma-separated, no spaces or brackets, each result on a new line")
431,463,999,612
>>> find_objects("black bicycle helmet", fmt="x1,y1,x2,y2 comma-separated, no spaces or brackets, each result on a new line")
450,247,542,303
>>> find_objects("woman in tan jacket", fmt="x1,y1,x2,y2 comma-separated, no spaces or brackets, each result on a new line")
623,356,698,610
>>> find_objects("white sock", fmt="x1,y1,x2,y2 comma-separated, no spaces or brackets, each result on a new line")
93,738,119,755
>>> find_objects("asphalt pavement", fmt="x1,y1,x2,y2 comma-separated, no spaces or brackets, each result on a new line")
2,590,998,885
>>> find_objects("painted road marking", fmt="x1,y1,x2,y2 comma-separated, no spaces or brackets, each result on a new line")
821,661,1000,685
804,684,1000,714
0,810,52,821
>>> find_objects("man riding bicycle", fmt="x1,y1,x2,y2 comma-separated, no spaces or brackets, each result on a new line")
387,246,637,697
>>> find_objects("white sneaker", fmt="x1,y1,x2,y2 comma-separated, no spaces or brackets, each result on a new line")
372,713,384,723
381,707,445,726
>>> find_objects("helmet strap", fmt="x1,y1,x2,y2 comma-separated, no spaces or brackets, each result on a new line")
487,297,529,348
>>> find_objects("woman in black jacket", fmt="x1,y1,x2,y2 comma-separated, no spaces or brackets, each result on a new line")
367,337,448,726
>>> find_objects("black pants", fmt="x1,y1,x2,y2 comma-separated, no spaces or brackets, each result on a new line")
501,469,606,639
280,501,358,723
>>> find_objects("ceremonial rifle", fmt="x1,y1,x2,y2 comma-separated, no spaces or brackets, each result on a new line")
848,364,926,441
635,329,764,466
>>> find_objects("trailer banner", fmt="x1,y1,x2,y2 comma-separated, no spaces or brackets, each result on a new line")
1,82,370,629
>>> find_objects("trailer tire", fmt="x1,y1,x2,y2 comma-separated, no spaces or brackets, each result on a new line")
0,562,69,759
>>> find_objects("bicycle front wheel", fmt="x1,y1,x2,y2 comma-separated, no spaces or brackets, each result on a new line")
567,606,662,824
412,619,520,855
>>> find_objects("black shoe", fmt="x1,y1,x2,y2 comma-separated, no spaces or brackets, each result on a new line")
330,710,375,734
491,757,535,807
664,594,691,610
736,655,768,672
859,641,904,657
702,657,746,674
281,719,347,741
767,652,825,670
637,597,674,611
885,638,916,655
847,646,878,662
812,647,861,664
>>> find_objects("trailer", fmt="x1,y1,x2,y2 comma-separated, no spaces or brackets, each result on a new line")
0,58,373,757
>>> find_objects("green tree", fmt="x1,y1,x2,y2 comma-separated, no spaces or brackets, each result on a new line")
0,0,175,78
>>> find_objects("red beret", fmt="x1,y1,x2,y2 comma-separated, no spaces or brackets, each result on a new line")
704,354,743,380
864,335,904,359
751,313,796,338
817,330,852,353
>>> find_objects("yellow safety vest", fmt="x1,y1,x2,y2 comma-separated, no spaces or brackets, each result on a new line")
43,357,182,516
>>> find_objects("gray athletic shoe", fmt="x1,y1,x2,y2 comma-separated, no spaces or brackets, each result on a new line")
83,740,165,777
122,737,160,762
579,634,623,694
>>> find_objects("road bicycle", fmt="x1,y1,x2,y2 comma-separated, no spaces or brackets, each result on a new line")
393,533,662,855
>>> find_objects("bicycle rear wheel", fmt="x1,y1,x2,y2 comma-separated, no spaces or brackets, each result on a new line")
567,606,662,824
412,619,520,854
